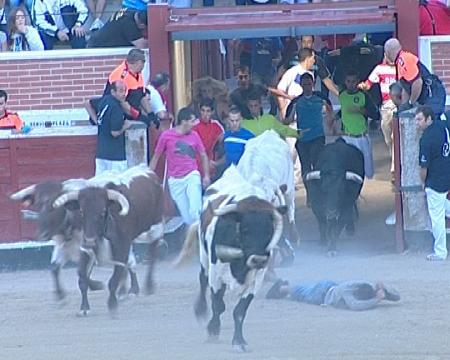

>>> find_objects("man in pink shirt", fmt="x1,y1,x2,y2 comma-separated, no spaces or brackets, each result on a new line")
359,61,397,175
150,107,210,225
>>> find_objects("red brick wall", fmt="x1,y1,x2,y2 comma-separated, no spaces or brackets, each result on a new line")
0,55,125,111
431,42,450,94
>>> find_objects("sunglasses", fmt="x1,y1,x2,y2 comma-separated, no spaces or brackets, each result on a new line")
238,75,249,80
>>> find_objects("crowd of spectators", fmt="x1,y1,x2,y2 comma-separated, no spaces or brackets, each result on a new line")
0,0,447,52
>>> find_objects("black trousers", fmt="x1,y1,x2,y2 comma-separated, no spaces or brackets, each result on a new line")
295,136,325,178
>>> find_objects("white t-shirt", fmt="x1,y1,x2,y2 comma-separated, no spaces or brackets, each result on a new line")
146,84,167,114
277,64,314,97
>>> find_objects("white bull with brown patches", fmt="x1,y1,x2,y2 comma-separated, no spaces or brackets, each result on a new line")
176,166,286,352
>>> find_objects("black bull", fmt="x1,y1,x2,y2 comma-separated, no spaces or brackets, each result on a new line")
305,139,365,255
52,173,163,314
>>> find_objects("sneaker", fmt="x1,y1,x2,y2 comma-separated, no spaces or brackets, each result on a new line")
383,286,400,302
90,18,104,31
426,253,446,261
385,212,396,226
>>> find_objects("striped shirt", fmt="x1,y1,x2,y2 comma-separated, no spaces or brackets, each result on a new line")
223,128,255,167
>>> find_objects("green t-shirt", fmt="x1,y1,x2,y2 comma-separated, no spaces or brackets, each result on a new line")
242,114,298,138
339,90,367,135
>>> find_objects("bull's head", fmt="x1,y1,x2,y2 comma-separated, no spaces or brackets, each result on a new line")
305,170,363,220
212,197,286,269
52,187,129,247
10,182,70,241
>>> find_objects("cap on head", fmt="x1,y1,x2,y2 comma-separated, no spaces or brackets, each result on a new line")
384,38,402,62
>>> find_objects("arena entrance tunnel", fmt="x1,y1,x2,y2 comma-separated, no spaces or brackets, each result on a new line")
146,0,427,253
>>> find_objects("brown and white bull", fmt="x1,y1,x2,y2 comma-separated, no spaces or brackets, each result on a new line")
52,165,164,314
10,178,140,302
176,166,285,352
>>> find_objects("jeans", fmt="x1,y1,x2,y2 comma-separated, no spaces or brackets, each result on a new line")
290,280,338,305
295,136,325,177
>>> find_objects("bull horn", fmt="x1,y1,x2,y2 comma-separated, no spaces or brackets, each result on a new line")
274,187,286,206
215,245,244,262
214,203,238,216
106,189,129,216
305,171,321,181
266,209,284,252
10,184,36,201
345,171,363,184
21,209,40,221
53,191,79,208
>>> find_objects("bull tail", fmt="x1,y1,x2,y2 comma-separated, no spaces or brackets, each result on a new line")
172,222,199,267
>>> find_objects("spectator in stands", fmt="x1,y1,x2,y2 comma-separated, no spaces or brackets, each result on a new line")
223,106,255,167
7,7,44,51
265,279,400,311
95,80,131,175
87,9,147,48
0,0,9,34
339,70,379,179
242,91,300,139
32,0,88,49
0,89,24,132
193,97,225,180
416,105,450,261
86,0,106,31
104,48,158,128
384,38,447,120
147,72,172,124
359,59,397,178
123,0,148,11
150,107,210,226
229,65,267,120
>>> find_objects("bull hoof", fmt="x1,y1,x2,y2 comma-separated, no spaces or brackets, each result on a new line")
55,290,67,302
194,299,207,319
76,309,90,317
232,344,249,353
326,250,338,258
108,296,118,312
88,280,104,291
205,335,220,344
144,282,154,296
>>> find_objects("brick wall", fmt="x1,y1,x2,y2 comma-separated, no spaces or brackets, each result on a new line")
431,42,450,95
0,49,142,111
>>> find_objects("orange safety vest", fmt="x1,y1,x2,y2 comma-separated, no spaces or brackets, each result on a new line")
108,60,144,95
0,111,24,131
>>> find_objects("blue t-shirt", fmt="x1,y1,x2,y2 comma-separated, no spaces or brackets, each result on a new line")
122,0,148,11
223,128,255,167
294,92,328,142
251,37,282,78
419,120,450,193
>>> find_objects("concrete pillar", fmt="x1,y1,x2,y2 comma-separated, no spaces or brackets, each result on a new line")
398,109,431,232
125,121,148,167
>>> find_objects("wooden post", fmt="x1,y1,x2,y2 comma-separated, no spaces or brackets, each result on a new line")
395,0,419,54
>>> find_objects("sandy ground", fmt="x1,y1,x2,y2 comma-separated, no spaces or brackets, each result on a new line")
1,134,449,360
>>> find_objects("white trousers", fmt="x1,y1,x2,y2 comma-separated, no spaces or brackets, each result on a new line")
287,122,301,185
342,135,374,179
168,171,202,225
425,188,449,259
95,158,128,176
380,100,396,172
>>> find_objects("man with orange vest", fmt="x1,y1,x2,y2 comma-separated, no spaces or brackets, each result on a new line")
0,89,24,132
104,48,159,128
384,38,446,120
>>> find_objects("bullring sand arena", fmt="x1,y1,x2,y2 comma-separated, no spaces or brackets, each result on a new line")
2,134,449,360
